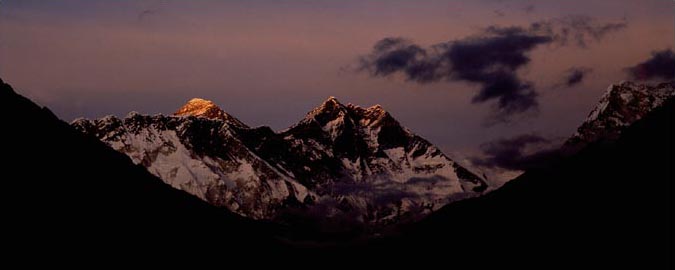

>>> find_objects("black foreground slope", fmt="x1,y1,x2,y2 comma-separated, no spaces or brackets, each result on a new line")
364,98,673,266
0,79,285,255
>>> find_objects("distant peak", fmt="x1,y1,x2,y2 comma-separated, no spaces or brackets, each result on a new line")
126,111,142,118
322,96,342,106
174,98,248,128
564,80,675,153
174,98,223,119
187,97,215,105
304,96,345,117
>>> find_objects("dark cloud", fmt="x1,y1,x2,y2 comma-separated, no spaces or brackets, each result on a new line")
407,176,451,186
359,16,627,122
561,67,593,88
445,27,548,117
494,10,505,17
524,5,535,14
471,134,561,171
330,181,421,204
359,27,548,119
137,9,156,22
360,38,428,79
137,0,171,22
626,49,675,81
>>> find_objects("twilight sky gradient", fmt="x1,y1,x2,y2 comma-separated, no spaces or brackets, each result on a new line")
0,0,672,179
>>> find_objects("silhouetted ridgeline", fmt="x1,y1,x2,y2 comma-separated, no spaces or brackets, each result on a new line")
1,78,671,267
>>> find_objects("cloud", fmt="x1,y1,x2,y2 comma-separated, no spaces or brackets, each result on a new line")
524,5,535,14
532,15,628,47
359,27,549,119
471,134,562,171
560,67,593,88
448,26,549,117
626,49,675,81
359,16,626,120
359,16,627,122
360,38,427,79
137,9,156,22
138,0,170,23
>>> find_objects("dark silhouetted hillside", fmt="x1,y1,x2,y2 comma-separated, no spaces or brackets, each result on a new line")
363,96,673,267
0,79,285,258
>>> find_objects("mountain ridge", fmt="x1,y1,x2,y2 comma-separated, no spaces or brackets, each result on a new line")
563,80,674,153
72,95,487,229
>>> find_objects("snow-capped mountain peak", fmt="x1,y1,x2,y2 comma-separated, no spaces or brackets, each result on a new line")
325,95,339,104
563,81,674,153
304,96,348,121
175,98,220,117
303,97,394,129
317,96,343,111
284,98,487,191
585,81,674,123
174,98,248,128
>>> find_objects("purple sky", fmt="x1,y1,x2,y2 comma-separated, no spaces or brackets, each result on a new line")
0,0,672,177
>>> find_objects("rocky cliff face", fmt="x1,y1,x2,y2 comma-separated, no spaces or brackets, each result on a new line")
72,97,487,225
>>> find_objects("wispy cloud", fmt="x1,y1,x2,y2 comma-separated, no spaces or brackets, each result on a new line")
137,9,156,22
471,134,562,171
524,4,535,14
559,67,593,88
626,49,675,81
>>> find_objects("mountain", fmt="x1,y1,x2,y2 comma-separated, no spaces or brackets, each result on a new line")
0,78,286,257
72,96,487,229
2,76,670,265
358,86,673,267
175,97,248,128
563,81,674,153
72,107,311,220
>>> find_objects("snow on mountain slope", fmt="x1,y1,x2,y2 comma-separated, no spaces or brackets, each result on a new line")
563,81,674,153
73,112,311,219
174,98,248,128
282,97,486,197
73,97,487,225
